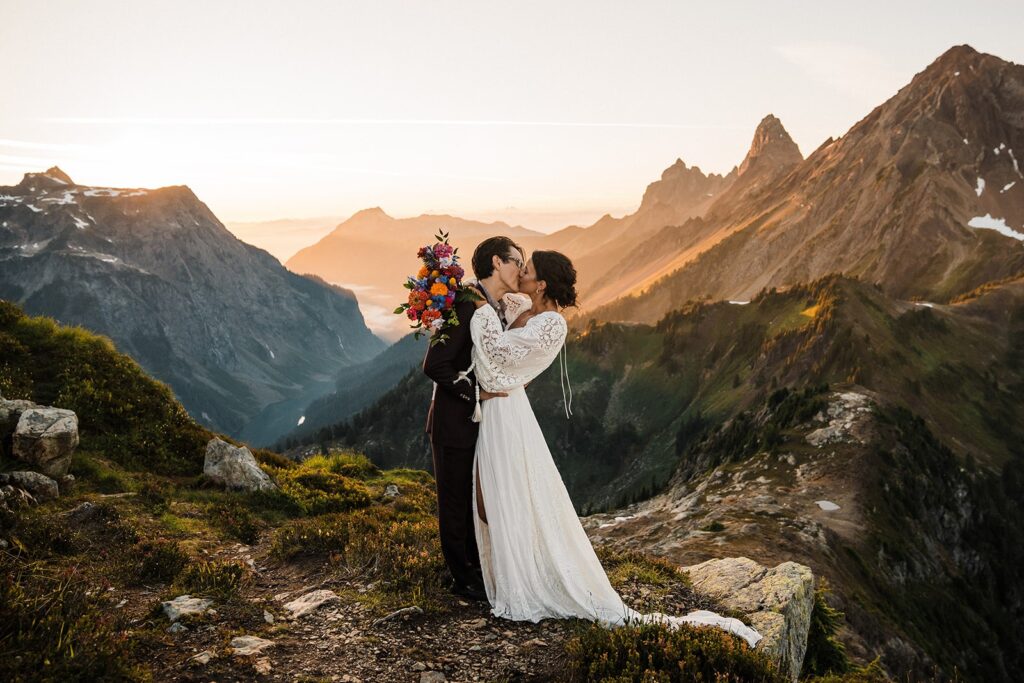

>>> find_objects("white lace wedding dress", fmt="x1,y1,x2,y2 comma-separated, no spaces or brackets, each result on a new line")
468,298,763,648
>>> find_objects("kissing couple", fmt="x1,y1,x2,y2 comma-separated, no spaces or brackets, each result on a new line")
422,236,762,647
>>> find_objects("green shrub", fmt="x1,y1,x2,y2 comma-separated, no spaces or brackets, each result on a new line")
130,539,189,584
10,514,85,556
565,620,783,682
271,513,351,559
0,553,140,682
278,468,373,515
802,579,850,677
271,506,444,602
175,560,245,598
208,500,262,544
301,451,380,478
253,448,298,470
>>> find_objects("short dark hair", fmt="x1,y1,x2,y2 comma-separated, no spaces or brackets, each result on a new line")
532,250,578,308
472,236,524,279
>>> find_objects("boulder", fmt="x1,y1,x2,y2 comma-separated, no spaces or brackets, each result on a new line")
683,557,814,682
0,398,41,456
161,595,214,622
230,635,276,656
282,589,341,619
0,471,59,500
203,438,277,492
12,407,79,477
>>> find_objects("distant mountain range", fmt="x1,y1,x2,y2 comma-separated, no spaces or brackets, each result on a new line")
287,46,1023,334
0,168,384,438
285,210,544,341
588,45,1024,324
224,216,342,262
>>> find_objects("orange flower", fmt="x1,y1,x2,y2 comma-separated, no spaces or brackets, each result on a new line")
430,283,449,297
417,266,429,278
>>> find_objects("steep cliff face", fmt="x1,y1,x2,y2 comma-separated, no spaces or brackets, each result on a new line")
0,168,384,439
584,388,1024,682
587,45,1024,325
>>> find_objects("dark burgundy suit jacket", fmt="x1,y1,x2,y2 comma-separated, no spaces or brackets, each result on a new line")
422,297,480,449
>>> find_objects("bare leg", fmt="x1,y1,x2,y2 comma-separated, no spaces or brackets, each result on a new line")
476,461,488,524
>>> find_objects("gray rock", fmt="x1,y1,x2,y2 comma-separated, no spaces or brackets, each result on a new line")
684,557,814,682
282,588,340,619
384,483,400,498
12,407,79,477
420,673,447,683
805,392,872,447
0,399,41,443
230,635,276,656
0,471,59,500
65,501,98,523
190,650,215,666
167,622,188,634
161,595,214,622
0,484,36,509
203,438,277,492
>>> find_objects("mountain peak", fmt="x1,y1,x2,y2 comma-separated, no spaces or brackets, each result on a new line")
43,166,74,185
350,207,391,221
737,114,802,180
17,166,76,191
931,44,981,70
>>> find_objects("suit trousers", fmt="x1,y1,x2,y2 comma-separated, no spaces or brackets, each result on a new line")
430,440,484,588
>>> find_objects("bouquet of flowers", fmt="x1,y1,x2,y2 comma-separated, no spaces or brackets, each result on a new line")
394,230,480,345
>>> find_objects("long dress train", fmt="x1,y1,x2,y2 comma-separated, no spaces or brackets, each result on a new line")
467,301,762,648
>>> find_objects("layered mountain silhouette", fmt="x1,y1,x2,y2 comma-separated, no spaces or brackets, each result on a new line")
287,46,1023,332
285,210,543,340
0,168,384,438
589,45,1024,323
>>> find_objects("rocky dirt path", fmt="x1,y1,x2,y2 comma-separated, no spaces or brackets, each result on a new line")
136,540,575,682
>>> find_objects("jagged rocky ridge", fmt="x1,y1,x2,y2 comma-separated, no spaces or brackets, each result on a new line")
589,45,1024,324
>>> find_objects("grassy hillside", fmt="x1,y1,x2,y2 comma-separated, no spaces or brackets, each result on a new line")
0,300,211,474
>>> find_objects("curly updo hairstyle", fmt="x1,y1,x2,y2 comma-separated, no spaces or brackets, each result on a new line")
532,250,578,308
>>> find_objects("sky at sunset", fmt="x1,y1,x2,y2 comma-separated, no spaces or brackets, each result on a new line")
2,0,1023,235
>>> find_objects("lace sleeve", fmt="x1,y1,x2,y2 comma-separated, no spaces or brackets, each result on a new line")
474,306,567,370
501,292,532,327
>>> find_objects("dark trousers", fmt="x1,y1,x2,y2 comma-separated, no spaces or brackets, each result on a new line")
430,440,483,588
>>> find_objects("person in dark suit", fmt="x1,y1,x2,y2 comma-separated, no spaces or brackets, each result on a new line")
423,235,525,601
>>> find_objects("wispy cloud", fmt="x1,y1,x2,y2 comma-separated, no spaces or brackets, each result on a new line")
774,42,897,100
0,138,97,153
40,117,746,130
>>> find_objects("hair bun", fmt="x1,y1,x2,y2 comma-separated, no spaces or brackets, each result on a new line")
532,250,578,308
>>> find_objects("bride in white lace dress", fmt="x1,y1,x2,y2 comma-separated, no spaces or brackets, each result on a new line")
466,250,762,648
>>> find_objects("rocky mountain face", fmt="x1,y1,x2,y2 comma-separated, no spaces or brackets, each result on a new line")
589,45,1024,324
0,168,384,439
571,114,804,311
548,157,739,311
584,387,1023,682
